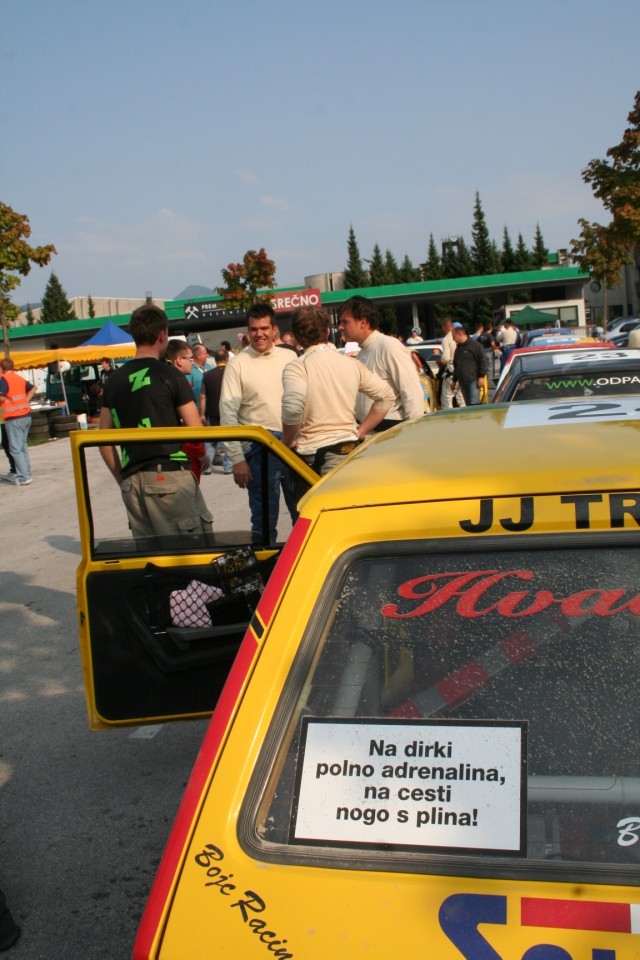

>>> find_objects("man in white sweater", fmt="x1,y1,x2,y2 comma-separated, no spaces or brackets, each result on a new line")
337,296,424,430
281,306,394,475
220,303,297,543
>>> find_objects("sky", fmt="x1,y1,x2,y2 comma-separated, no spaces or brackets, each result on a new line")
2,0,639,307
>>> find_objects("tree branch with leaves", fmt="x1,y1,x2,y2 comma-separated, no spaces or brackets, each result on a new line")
0,202,56,356
215,248,276,311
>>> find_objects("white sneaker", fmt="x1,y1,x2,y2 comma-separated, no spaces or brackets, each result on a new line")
18,477,33,486
2,472,17,482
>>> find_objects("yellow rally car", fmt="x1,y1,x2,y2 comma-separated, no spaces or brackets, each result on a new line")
71,401,640,960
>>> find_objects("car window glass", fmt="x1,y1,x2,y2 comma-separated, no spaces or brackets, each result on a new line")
250,544,640,877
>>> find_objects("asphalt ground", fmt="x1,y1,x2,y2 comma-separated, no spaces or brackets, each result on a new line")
0,434,219,959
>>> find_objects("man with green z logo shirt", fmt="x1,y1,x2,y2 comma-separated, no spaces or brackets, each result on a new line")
99,304,213,540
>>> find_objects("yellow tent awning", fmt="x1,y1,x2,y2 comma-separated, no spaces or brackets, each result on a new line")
9,342,136,371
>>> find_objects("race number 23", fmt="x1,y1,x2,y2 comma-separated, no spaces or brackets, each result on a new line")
439,893,637,959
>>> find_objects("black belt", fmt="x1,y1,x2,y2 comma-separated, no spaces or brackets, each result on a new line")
296,440,360,471
131,460,189,475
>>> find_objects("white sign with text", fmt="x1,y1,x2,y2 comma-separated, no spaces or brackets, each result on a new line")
291,719,526,854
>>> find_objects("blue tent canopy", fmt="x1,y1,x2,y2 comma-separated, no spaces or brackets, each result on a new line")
81,319,134,346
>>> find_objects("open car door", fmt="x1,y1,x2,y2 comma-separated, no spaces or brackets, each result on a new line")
71,425,318,729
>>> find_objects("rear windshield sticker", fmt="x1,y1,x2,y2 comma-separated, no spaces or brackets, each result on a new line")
504,398,640,428
290,718,526,855
550,349,635,365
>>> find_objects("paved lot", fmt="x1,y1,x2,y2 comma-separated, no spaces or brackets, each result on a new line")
0,435,216,959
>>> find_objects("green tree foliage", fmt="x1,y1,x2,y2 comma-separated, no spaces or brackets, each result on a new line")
399,254,422,283
384,249,401,285
87,295,96,319
571,89,640,289
344,226,369,288
422,234,443,281
25,304,37,325
367,244,386,286
470,192,501,274
531,224,549,269
0,201,56,354
215,248,276,310
40,272,75,323
513,233,532,272
442,237,473,326
501,227,517,272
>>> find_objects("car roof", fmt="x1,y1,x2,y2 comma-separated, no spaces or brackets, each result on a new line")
297,397,640,514
504,347,640,375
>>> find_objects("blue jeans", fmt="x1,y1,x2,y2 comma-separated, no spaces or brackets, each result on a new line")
460,380,481,406
4,415,31,480
245,435,298,543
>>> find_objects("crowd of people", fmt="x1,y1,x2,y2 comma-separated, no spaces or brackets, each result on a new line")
1,300,516,509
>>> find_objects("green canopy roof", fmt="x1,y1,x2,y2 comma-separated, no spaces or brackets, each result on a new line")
509,305,559,326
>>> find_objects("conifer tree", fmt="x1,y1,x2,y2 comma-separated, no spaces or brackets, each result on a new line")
40,272,75,323
399,254,421,283
531,224,549,269
470,192,498,274
422,234,443,281
501,227,517,272
25,304,36,325
87,295,96,319
344,226,369,288
368,244,386,286
384,249,400,285
513,234,532,272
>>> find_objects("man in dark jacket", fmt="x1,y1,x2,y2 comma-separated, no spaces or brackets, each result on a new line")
451,322,487,406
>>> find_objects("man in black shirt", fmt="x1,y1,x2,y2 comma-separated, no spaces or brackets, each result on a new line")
451,322,487,406
99,304,212,539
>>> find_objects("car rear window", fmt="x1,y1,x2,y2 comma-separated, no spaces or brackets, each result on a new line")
244,541,640,882
512,369,640,400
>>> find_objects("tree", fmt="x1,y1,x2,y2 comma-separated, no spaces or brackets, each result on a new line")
531,223,549,269
513,233,532,272
399,254,421,283
571,89,640,298
25,304,37,326
501,226,517,272
0,201,56,354
367,244,386,286
87,295,96,319
470,192,500,274
422,234,443,281
215,248,276,310
40,272,75,323
344,226,369,288
384,249,401,285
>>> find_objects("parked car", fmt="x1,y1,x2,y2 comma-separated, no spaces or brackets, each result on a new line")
608,320,640,348
495,340,614,389
493,348,640,402
605,316,640,340
72,402,640,959
407,339,443,377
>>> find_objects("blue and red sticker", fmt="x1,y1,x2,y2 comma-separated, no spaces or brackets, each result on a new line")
439,893,640,959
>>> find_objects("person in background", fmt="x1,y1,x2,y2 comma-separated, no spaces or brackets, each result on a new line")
99,304,212,539
437,316,466,409
220,340,235,359
165,339,210,482
99,358,113,386
476,321,498,379
220,302,298,543
406,326,423,344
451,321,487,406
200,348,232,475
337,296,424,431
0,358,35,486
189,343,211,404
1,407,17,482
282,306,394,476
